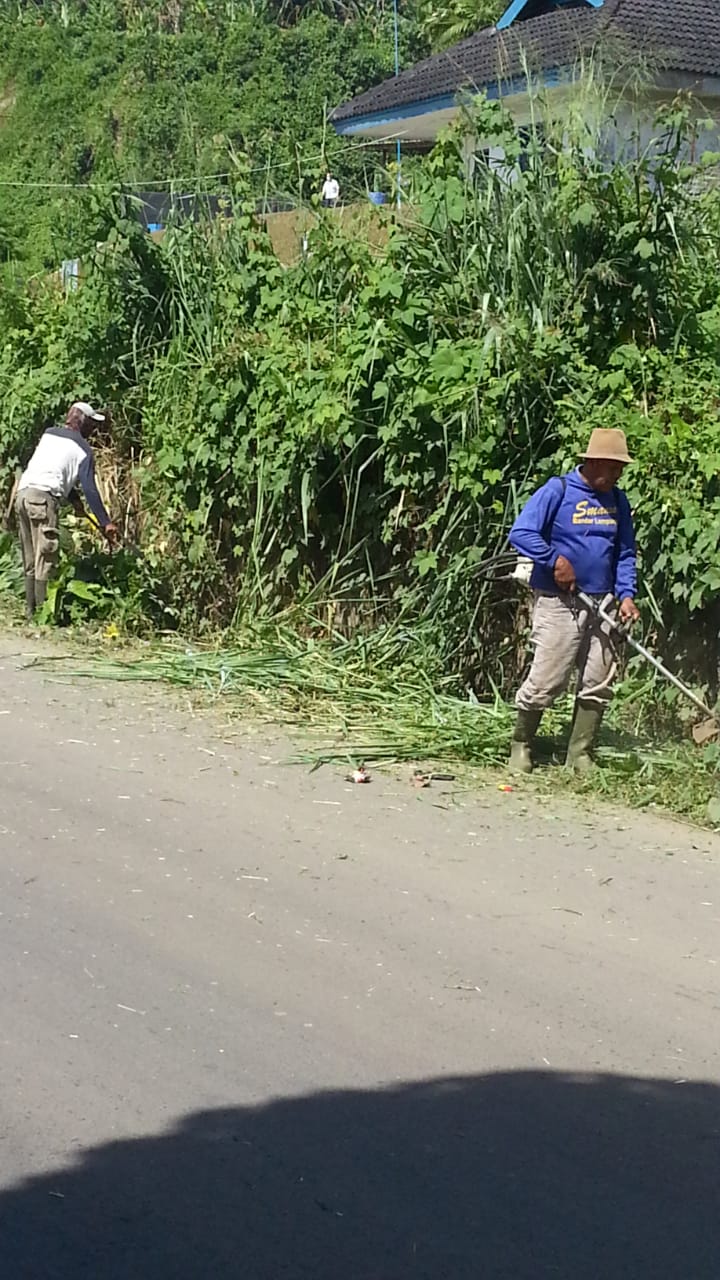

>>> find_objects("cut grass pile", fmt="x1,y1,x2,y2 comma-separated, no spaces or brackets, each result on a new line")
29,620,720,827
33,624,514,767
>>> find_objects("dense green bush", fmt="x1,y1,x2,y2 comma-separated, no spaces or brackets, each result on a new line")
2,94,720,695
0,0,425,269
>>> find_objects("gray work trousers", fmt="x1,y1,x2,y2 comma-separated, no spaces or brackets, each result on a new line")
516,592,619,711
15,487,60,612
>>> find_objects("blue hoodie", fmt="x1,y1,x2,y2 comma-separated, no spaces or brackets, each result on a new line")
509,469,637,599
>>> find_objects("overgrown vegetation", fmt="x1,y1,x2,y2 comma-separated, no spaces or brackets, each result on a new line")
418,0,501,52
0,529,22,595
2,85,720,819
0,0,426,269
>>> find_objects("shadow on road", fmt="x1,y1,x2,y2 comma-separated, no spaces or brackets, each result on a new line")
1,1069,719,1279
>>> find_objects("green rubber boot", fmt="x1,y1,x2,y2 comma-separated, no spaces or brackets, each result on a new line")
509,709,543,774
566,701,605,773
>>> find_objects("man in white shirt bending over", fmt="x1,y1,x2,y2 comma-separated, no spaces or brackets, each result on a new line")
321,172,340,207
16,401,117,618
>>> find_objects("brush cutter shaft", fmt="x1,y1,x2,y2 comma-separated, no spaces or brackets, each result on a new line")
577,591,716,720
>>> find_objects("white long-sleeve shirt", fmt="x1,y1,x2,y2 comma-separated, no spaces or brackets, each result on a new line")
18,427,111,527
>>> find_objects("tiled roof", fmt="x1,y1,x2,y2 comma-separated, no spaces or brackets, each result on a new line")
606,0,720,78
331,0,720,124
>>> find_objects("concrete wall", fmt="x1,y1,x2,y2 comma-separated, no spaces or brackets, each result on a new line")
465,81,720,181
603,93,720,167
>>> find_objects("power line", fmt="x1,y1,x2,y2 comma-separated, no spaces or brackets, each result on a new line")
0,133,402,191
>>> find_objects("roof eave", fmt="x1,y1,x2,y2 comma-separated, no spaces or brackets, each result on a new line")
332,66,569,135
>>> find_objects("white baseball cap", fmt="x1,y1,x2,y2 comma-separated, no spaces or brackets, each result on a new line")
71,400,106,422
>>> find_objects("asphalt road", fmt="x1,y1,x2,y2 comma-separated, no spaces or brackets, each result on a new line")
0,638,719,1279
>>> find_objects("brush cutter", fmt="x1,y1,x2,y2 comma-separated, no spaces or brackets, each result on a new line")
576,591,719,744
84,509,107,536
83,508,125,550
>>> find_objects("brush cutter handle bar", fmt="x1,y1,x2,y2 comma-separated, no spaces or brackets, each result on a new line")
576,591,627,636
85,510,115,538
577,591,716,720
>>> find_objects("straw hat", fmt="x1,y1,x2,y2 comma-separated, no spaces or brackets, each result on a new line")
582,428,632,464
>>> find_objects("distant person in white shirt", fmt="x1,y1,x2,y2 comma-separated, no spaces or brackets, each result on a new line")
321,172,340,207
15,401,117,618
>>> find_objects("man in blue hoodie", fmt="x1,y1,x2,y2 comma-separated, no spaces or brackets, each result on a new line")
508,428,639,773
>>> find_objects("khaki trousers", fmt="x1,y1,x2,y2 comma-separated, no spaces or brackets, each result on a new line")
516,592,619,711
15,487,60,585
